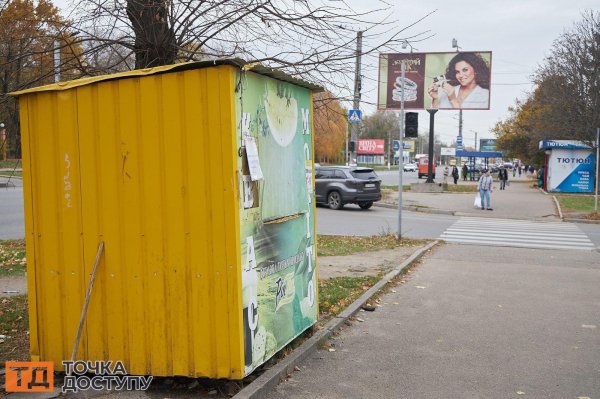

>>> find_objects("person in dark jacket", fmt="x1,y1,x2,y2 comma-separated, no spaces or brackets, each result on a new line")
452,165,459,184
498,166,508,190
461,164,468,181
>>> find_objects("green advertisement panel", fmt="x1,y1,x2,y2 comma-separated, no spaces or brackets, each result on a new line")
235,71,317,375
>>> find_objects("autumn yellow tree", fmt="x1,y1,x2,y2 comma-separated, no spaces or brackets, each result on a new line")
0,0,80,157
313,92,347,164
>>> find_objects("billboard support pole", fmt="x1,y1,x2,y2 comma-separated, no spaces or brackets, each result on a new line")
425,109,437,183
595,127,599,212
397,61,405,241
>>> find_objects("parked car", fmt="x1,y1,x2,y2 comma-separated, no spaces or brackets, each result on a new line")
403,163,417,172
315,166,381,210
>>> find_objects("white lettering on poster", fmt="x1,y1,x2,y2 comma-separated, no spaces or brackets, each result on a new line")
245,235,256,272
301,108,310,135
243,175,254,209
305,245,314,273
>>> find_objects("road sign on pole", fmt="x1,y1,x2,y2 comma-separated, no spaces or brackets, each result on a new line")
348,109,362,123
456,136,463,149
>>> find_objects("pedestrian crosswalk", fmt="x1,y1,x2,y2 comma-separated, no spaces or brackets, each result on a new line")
440,217,596,251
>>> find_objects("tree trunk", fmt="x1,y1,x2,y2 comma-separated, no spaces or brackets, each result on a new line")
126,0,177,69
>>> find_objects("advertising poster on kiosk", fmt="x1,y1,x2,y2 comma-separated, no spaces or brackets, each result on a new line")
540,140,596,193
378,51,492,110
236,71,317,375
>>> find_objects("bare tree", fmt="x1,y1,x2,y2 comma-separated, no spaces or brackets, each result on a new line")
533,9,600,145
63,0,434,99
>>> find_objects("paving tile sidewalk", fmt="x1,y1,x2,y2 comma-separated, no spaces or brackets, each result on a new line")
382,176,559,221
264,243,600,399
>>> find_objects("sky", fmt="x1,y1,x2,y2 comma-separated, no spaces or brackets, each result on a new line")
347,0,597,147
50,0,596,147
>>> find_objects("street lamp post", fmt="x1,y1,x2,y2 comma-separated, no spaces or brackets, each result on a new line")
397,60,406,240
0,123,6,161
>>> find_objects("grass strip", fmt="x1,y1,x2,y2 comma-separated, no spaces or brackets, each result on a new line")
0,294,30,362
318,276,379,320
0,240,26,277
317,234,427,257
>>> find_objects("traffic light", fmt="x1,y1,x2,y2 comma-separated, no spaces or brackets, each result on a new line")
349,141,356,152
405,112,418,138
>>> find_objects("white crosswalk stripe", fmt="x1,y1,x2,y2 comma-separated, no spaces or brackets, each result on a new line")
440,217,596,251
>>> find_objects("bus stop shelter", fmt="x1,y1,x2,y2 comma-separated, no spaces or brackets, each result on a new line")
456,150,504,180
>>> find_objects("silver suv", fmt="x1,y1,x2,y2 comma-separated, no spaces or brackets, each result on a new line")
315,166,382,210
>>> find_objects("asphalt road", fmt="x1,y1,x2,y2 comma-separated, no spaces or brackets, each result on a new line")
316,204,455,239
0,186,25,240
375,165,444,186
0,185,455,241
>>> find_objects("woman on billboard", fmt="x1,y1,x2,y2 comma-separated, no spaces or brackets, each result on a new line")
427,52,490,109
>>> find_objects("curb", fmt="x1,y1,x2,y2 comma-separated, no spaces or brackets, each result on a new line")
552,194,600,224
564,218,600,224
375,202,455,216
233,240,439,399
552,195,564,220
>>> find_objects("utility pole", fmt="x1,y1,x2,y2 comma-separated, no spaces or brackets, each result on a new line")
350,31,363,165
475,132,478,151
425,109,438,183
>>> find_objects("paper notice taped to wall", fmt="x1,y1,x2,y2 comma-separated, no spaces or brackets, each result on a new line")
245,136,264,181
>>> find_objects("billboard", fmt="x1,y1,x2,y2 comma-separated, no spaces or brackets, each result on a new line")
479,139,497,152
440,147,456,156
378,51,492,110
358,139,385,155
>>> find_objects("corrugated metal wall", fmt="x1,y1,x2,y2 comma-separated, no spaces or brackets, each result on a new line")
19,65,245,378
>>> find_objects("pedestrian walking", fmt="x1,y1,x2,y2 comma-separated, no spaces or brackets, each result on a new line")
477,169,493,210
518,165,522,176
512,166,516,177
452,165,459,184
462,164,468,181
498,167,508,190
443,165,449,184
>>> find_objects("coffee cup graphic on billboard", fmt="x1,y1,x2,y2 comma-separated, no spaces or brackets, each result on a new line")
383,53,426,109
